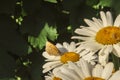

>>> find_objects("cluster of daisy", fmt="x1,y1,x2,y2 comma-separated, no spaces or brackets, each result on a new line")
42,11,120,80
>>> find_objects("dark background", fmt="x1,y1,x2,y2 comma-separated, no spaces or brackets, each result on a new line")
0,0,119,80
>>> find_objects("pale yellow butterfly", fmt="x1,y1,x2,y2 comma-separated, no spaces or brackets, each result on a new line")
45,41,61,56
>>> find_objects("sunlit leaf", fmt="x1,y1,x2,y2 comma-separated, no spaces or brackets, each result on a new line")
28,23,58,50
44,0,57,3
98,0,112,7
0,78,16,80
86,0,99,6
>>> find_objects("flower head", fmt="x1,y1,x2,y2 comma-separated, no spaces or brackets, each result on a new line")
72,11,120,65
42,41,96,73
45,71,62,80
53,59,120,80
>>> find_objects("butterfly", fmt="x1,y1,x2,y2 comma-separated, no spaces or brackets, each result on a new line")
45,41,61,56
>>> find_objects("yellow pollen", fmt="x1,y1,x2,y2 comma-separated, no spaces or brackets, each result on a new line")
53,77,62,80
95,26,120,45
60,52,80,64
84,77,105,80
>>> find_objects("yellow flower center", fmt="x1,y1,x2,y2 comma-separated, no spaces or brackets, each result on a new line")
53,77,62,80
95,26,120,45
60,52,80,63
84,77,105,80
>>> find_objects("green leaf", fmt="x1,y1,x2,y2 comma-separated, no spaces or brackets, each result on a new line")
98,0,112,7
86,0,99,6
0,78,16,80
0,48,16,78
28,23,58,50
45,24,58,41
44,0,57,3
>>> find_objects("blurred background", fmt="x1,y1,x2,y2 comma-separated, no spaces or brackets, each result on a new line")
0,0,119,80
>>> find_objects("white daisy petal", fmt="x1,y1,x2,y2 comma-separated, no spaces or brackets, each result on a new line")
61,67,80,80
56,43,68,53
106,11,113,26
82,51,96,63
113,44,120,57
71,36,91,41
52,59,118,80
79,49,90,56
79,59,91,78
43,61,62,73
54,65,80,80
101,62,114,79
112,49,119,57
92,17,103,28
56,43,63,48
114,14,120,26
63,42,69,49
42,41,81,73
79,41,102,52
105,45,113,53
74,28,95,36
80,26,97,34
71,11,120,68
88,42,102,51
84,19,99,31
109,70,120,80
92,64,103,77
42,52,60,60
98,45,107,56
54,68,72,80
99,45,113,65
69,42,76,51
99,53,109,66
100,11,108,26
68,61,84,79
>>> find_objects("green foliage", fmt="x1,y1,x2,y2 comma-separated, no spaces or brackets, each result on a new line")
44,0,57,3
98,0,112,7
28,23,58,50
86,0,99,6
0,0,119,80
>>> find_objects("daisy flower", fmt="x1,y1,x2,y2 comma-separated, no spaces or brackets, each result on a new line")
53,59,120,80
42,41,96,73
71,11,120,65
45,71,61,80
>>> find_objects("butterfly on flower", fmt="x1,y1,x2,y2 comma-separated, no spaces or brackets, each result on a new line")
45,41,61,56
